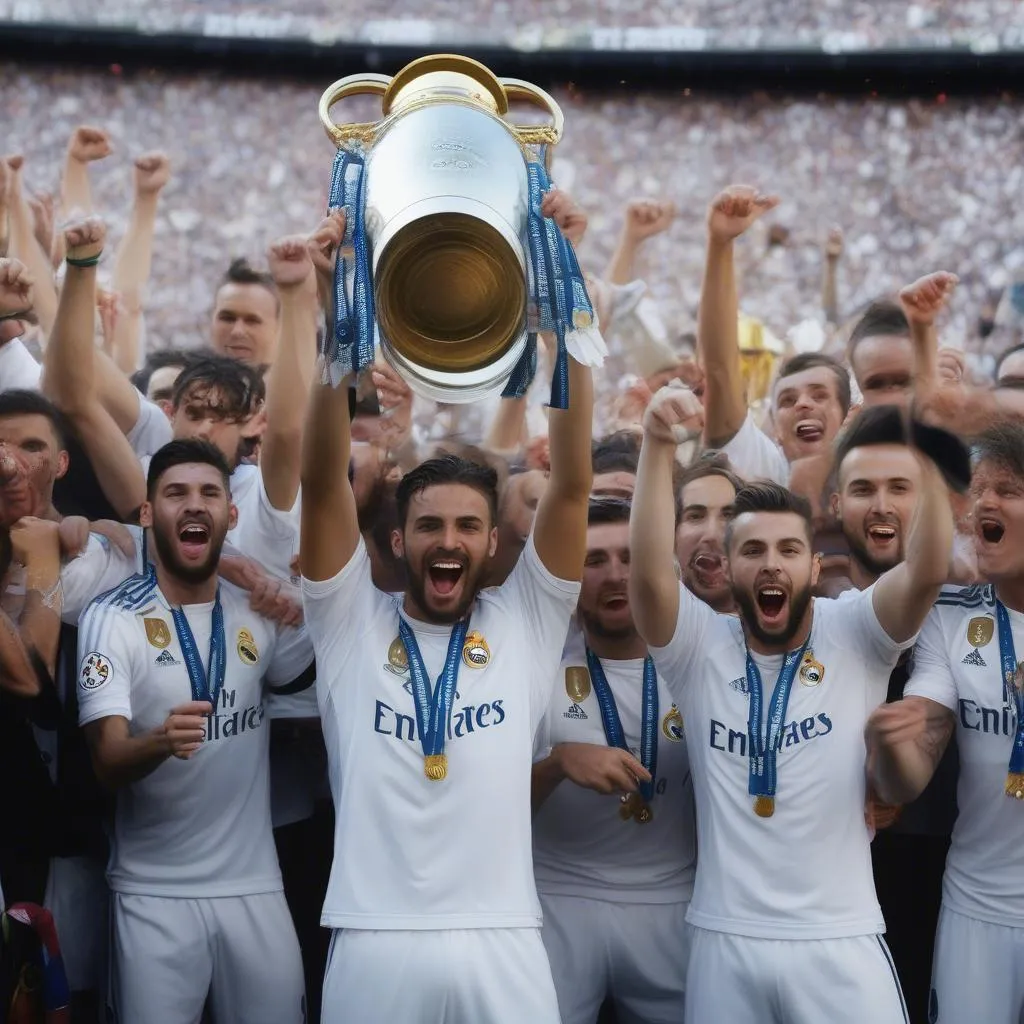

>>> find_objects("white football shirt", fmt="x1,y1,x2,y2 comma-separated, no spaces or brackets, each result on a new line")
650,583,911,939
126,395,173,459
533,625,696,904
77,575,315,897
905,584,1024,927
60,528,147,625
720,412,790,486
303,533,580,930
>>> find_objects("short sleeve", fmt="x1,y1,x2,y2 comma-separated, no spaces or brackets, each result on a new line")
904,608,959,712
77,600,137,726
61,532,143,625
263,624,316,691
126,394,173,459
228,465,300,580
497,533,581,717
0,339,42,391
648,583,716,703
720,412,790,486
833,585,915,669
300,538,387,697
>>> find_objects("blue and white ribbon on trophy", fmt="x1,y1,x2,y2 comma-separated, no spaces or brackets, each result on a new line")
321,142,605,408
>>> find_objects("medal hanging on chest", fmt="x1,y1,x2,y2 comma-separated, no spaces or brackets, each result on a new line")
399,615,469,782
745,639,809,818
995,602,1024,801
586,648,659,824
170,589,227,712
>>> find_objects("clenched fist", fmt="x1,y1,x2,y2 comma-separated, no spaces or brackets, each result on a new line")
899,271,959,328
161,701,213,760
0,258,34,317
67,126,112,164
266,235,314,292
64,214,106,264
134,152,171,196
642,380,705,447
707,184,780,243
623,199,676,243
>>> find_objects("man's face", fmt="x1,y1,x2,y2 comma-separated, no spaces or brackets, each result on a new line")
591,471,635,499
211,283,279,367
971,459,1024,582
676,473,736,612
772,366,846,462
851,336,913,409
147,364,186,416
727,511,818,648
835,444,920,578
0,414,68,527
171,384,254,470
501,470,547,545
579,520,635,641
144,462,236,584
392,483,498,624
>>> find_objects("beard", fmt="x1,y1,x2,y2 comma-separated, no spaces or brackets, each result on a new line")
404,555,488,625
578,605,638,642
845,530,903,579
152,526,226,586
732,580,814,649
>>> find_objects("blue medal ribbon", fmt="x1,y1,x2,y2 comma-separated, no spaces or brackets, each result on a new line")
994,601,1024,789
585,648,659,804
170,590,226,711
745,639,810,804
399,616,469,769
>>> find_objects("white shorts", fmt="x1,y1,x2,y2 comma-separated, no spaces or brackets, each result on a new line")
109,891,305,1024
321,927,559,1024
540,892,691,1024
930,905,1024,1023
686,927,908,1024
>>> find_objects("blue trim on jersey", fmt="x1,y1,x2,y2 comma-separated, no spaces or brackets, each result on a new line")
92,567,158,614
934,583,995,609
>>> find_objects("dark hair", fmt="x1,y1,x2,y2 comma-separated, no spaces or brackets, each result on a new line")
172,355,265,422
587,496,631,527
972,420,1024,481
724,481,813,551
674,451,743,525
396,455,500,528
848,301,910,359
592,431,641,476
995,342,1024,381
0,388,71,449
218,257,279,309
146,439,232,500
774,352,852,418
833,404,907,474
130,348,207,395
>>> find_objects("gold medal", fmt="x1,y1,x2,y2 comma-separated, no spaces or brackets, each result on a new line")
387,636,409,674
424,753,448,781
1006,772,1024,800
633,800,653,824
754,795,775,818
619,793,636,820
565,666,591,703
462,631,490,669
967,616,995,648
798,651,824,687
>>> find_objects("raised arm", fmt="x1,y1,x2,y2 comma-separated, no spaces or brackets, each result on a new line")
604,199,676,286
822,227,843,327
42,216,146,518
529,191,594,581
299,212,359,582
61,126,111,216
699,185,779,446
629,383,705,647
5,157,57,337
109,152,170,374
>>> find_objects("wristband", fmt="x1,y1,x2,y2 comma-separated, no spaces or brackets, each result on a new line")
65,252,103,268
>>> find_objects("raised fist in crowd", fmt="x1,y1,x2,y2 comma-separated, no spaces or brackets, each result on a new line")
67,126,112,164
622,199,676,243
63,214,106,263
899,271,959,327
0,257,34,318
133,152,171,197
707,184,780,243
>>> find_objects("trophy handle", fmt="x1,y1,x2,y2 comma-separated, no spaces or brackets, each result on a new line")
500,79,564,148
318,74,393,146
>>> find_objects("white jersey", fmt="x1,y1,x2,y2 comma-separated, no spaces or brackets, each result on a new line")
650,583,911,940
126,395,173,459
533,625,696,904
60,528,147,625
77,574,315,897
303,533,580,930
720,411,790,486
0,338,42,390
905,584,1024,927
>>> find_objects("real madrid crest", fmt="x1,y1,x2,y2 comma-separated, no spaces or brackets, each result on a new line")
236,628,259,665
462,631,490,669
799,650,825,687
565,666,591,703
967,616,994,649
385,636,409,676
143,617,171,650
661,704,684,741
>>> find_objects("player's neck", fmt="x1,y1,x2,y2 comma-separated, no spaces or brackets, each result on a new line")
584,628,648,662
995,579,1024,614
156,561,218,607
743,601,814,656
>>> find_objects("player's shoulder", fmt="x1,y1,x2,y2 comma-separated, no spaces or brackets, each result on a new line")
82,570,159,622
933,582,995,613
